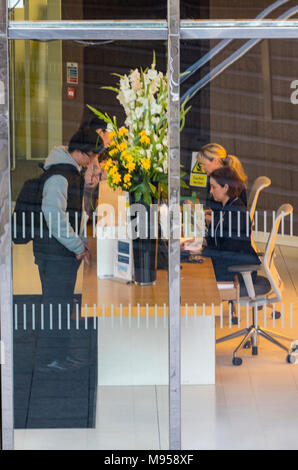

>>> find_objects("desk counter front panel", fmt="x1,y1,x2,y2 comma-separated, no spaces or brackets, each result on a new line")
82,238,220,386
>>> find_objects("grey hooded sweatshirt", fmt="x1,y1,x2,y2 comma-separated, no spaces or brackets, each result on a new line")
41,146,86,255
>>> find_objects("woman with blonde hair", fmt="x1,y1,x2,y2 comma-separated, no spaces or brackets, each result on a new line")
197,143,248,208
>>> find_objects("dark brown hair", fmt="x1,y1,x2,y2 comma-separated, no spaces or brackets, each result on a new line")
209,166,245,199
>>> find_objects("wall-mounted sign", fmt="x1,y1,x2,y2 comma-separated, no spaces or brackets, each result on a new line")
67,87,76,99
189,152,207,188
67,62,78,85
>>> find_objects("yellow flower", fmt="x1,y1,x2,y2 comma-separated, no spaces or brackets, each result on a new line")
118,127,128,138
108,130,117,140
140,134,151,146
141,158,151,171
104,158,113,171
124,173,132,183
118,141,128,152
109,139,117,147
125,153,134,163
109,148,119,157
139,130,147,136
112,172,121,184
109,165,118,175
126,162,136,172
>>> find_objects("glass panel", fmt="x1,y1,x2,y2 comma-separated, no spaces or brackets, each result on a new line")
8,0,167,21
11,38,169,450
180,37,298,450
180,0,297,20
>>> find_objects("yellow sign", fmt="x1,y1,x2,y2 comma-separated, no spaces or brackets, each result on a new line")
190,160,207,187
190,173,207,187
191,160,203,174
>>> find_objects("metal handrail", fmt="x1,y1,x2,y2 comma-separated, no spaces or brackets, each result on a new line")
181,0,290,85
181,4,298,104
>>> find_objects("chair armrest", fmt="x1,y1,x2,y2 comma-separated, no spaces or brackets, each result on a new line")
228,264,262,273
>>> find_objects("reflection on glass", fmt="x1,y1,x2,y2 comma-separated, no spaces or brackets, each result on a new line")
11,39,169,449
181,38,298,232
180,0,290,20
180,37,298,450
8,0,167,21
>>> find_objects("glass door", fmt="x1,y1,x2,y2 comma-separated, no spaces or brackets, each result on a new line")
180,8,298,449
10,36,171,450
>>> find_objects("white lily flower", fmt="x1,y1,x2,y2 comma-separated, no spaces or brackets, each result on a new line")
135,106,144,119
129,68,141,91
120,75,130,91
151,102,162,115
147,69,158,80
123,89,136,104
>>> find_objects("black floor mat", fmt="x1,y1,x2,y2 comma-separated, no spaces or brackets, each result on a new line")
13,295,98,429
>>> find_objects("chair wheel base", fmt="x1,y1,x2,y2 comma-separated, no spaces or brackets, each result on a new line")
252,346,258,355
232,316,238,325
272,311,281,320
232,357,242,366
287,354,296,364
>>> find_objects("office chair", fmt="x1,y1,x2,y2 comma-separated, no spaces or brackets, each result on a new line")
216,203,297,366
248,176,271,253
230,176,272,324
248,176,271,226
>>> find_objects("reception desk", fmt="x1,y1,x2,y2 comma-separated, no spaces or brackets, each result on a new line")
82,238,220,386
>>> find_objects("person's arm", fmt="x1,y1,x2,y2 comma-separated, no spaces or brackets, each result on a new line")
42,175,86,255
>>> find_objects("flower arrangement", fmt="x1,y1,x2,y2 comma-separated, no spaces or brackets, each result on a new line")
88,52,190,206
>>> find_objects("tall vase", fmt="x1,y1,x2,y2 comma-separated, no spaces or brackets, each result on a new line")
129,194,157,285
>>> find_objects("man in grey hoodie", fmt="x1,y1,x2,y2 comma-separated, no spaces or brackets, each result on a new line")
34,127,103,372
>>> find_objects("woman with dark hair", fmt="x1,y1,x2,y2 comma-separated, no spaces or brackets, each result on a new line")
202,166,260,283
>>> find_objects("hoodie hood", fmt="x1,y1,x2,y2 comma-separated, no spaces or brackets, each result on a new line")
43,146,80,171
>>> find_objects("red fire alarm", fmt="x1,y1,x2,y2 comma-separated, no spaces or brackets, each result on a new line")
67,87,76,99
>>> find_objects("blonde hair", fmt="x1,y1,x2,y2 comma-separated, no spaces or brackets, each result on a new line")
197,143,247,185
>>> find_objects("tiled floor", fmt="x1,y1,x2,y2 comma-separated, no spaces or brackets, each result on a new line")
14,244,298,450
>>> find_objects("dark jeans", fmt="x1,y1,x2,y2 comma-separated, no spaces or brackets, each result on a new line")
36,256,81,363
211,255,258,284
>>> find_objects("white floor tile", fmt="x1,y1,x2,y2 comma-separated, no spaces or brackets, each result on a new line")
13,244,298,450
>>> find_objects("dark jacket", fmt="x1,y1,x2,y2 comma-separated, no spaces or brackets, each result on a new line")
202,196,260,282
33,157,85,261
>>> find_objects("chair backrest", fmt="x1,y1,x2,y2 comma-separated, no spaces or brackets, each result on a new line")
248,176,271,222
263,203,293,301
